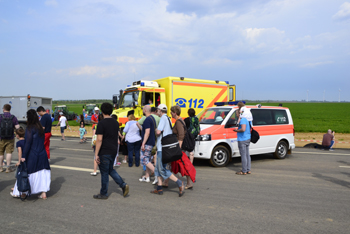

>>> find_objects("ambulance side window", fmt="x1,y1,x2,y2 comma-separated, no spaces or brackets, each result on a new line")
272,110,289,124
229,110,239,121
155,93,160,106
142,92,160,106
251,109,273,125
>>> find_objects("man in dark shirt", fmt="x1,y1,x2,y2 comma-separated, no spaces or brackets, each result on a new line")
136,105,156,182
37,106,52,161
94,102,129,199
0,104,20,172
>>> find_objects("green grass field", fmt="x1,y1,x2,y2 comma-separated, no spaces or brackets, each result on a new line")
247,103,350,133
52,102,350,133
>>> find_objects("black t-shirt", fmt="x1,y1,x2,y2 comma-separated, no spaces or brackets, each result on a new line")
40,113,52,133
95,118,119,156
141,116,155,146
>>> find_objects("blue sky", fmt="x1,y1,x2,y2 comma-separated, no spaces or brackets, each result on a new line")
1,0,349,101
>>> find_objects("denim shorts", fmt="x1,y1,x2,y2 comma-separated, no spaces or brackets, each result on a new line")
141,145,153,166
60,127,65,133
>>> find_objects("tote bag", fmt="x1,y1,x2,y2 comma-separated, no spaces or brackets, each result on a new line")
161,117,183,164
16,161,31,200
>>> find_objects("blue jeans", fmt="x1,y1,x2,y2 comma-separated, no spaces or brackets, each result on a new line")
98,154,126,196
127,140,141,167
156,151,172,180
323,141,335,149
238,140,251,173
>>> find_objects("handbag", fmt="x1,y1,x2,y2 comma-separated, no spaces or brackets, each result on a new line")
161,117,183,164
249,122,260,144
16,161,31,200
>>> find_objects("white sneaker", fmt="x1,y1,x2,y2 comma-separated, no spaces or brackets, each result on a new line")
139,177,150,182
152,177,158,185
122,160,127,163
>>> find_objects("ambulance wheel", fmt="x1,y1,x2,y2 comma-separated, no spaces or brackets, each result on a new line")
274,141,288,159
210,146,230,167
19,123,27,130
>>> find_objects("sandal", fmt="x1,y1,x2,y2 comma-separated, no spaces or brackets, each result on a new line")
185,185,193,190
236,171,247,175
247,171,251,174
178,182,185,197
38,195,47,200
10,192,19,198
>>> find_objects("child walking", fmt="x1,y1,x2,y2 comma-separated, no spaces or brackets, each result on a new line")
10,128,25,197
79,122,87,143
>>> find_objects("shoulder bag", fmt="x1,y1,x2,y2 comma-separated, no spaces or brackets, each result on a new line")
249,122,260,144
161,117,183,164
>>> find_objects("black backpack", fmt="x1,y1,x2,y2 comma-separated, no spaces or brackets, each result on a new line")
0,114,14,138
178,119,195,152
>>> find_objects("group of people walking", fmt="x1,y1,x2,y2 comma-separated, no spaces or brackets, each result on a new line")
1,100,260,201
90,103,199,199
0,104,52,200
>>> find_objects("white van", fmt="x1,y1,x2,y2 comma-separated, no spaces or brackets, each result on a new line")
194,104,295,167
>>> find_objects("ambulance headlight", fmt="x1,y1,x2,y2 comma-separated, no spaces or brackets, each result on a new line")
199,134,211,141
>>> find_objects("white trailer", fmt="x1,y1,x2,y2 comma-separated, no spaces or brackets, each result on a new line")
0,95,52,129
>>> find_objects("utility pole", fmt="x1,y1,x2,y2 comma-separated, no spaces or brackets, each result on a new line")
307,90,309,102
323,90,325,102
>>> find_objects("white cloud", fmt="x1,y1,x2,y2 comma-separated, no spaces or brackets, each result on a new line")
245,27,285,44
45,0,58,7
332,2,350,20
301,61,334,68
68,65,120,78
102,56,151,64
202,58,242,66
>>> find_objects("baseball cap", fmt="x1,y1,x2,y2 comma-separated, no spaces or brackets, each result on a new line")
94,107,100,111
157,104,167,111
59,112,63,115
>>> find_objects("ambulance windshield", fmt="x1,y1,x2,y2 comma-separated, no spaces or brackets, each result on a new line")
120,90,139,108
197,107,231,125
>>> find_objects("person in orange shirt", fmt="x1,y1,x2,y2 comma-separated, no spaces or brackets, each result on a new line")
91,107,100,131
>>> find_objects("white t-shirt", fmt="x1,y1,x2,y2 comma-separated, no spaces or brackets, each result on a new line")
157,114,173,152
59,116,67,127
123,120,142,143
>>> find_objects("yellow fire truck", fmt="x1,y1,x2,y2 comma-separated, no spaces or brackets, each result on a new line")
112,76,236,127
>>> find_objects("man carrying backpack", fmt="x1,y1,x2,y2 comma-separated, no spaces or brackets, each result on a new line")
0,104,20,172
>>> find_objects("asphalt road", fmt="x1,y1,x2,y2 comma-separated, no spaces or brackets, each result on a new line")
1,136,350,234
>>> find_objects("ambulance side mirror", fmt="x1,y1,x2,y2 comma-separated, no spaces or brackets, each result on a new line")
225,119,237,128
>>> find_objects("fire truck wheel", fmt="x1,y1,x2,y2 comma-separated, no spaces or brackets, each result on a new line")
274,140,288,159
210,146,230,167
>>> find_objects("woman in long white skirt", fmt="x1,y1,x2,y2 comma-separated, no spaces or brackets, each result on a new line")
11,109,51,199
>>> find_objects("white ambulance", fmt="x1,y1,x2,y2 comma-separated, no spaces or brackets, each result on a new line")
194,102,295,167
